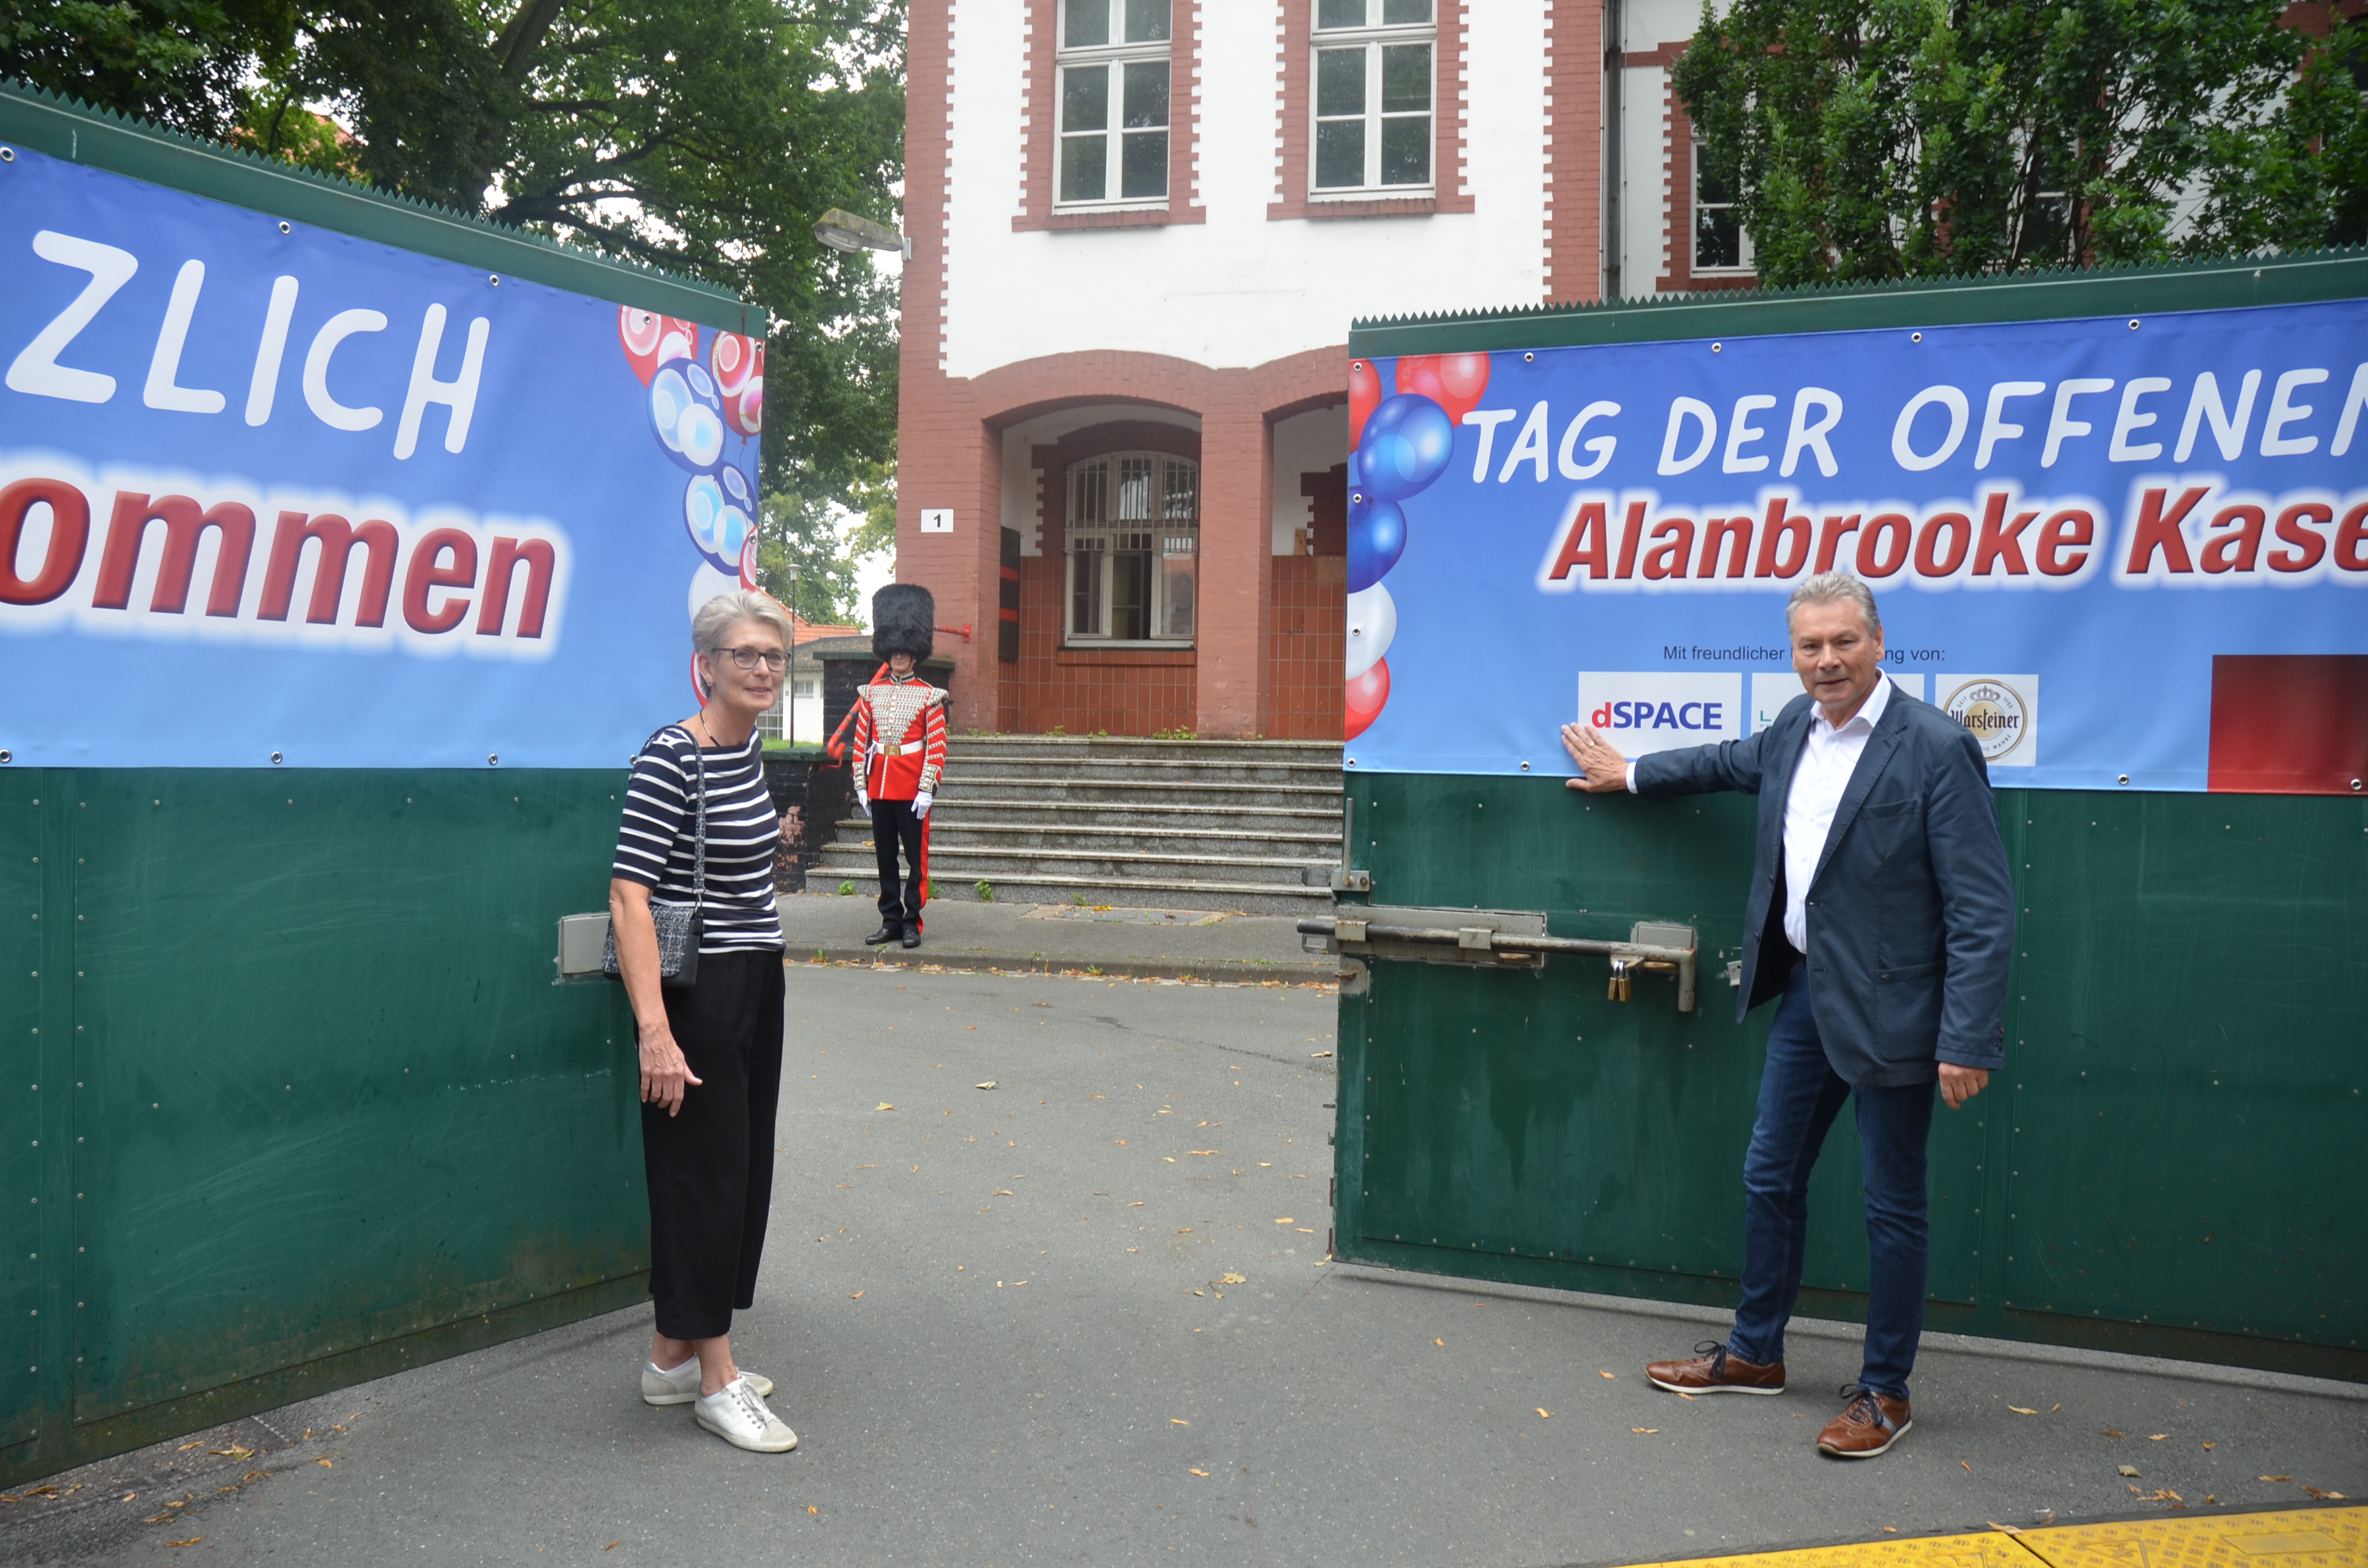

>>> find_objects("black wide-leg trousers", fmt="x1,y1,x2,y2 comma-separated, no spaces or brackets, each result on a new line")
642,949,785,1341
870,797,925,927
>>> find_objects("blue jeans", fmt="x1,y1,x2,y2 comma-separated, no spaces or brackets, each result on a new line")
1725,962,1936,1398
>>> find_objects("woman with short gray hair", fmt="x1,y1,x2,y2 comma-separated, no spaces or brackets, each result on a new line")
609,589,798,1452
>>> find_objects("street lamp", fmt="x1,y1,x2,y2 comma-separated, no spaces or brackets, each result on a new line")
814,208,909,260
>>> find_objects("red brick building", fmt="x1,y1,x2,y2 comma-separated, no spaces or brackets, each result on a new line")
894,0,1728,738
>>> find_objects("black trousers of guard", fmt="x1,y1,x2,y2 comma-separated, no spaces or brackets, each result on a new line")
870,797,925,928
642,949,784,1341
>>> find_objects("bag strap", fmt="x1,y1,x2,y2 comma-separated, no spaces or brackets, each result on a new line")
642,724,707,915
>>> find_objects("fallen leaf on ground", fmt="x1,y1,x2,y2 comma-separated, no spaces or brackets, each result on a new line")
976,1082,996,1090
1599,1370,1616,1379
850,1289,864,1299
1273,1217,1295,1225
1675,1391,1697,1401
2260,1475,2293,1482
2009,1407,2039,1415
1311,1050,1332,1058
1221,1273,1246,1284
875,1102,894,1111
1189,1469,1209,1477
1187,1150,1219,1156
1537,1409,1552,1419
1128,1201,1144,1207
145,1515,174,1524
807,1505,819,1515
1170,1418,1189,1426
178,1442,203,1452
2101,1429,2126,1437
1963,1462,1973,1473
2119,1465,2142,1477
2203,1442,2215,1450
2150,1433,2169,1441
1631,1427,1658,1434
2205,1496,2218,1506
316,1458,333,1469
1989,1522,2025,1535
166,1539,201,1548
2304,1488,2347,1500
2153,1489,2184,1503
604,1545,621,1553
1883,1527,1898,1534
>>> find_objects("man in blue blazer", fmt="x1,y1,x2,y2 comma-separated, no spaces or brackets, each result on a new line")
1561,573,2013,1458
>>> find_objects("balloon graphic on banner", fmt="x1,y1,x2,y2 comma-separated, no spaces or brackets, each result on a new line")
650,361,727,473
1345,658,1390,741
1349,357,1386,446
1344,583,1395,682
710,331,764,436
1347,498,1405,592
1394,352,1490,424
1357,395,1454,501
618,307,697,385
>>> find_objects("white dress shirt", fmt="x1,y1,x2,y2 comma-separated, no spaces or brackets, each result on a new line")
1625,674,1894,954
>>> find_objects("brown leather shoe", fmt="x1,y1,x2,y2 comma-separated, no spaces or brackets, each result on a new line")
1816,1385,1912,1457
1645,1340,1786,1395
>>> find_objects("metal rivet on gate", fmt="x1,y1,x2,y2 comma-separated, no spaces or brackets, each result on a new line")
1352,361,1363,371
1520,760,1531,771
2352,778,2363,790
2128,319,2141,331
489,274,501,286
1524,352,1535,363
1345,757,1357,767
1711,342,1723,353
0,148,13,162
2117,774,2130,785
488,753,499,766
0,751,9,764
271,751,283,764
278,220,292,234
1911,332,1923,343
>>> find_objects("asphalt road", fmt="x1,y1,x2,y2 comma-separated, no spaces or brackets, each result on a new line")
10,965,2362,1567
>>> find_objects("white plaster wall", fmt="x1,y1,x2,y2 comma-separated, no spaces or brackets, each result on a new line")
1617,0,1725,297
1269,404,1348,554
941,1,1552,383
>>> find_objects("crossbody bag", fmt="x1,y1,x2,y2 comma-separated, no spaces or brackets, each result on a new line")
602,725,705,990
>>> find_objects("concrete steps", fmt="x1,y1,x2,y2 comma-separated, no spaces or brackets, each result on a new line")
800,735,1345,913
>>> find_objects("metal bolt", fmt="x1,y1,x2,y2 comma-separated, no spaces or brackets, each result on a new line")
489,274,501,286
489,753,499,766
1524,352,1535,363
2117,774,2130,785
2128,319,2141,331
1911,332,1923,343
279,220,292,233
272,751,283,764
1712,342,1723,353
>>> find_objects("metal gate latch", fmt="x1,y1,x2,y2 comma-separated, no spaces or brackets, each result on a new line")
1297,909,1698,1011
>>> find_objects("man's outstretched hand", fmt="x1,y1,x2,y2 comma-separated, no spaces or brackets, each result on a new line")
1561,723,1631,793
1938,1063,1988,1109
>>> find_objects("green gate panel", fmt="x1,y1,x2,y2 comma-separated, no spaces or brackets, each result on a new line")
1998,792,2365,1346
1,770,645,1483
1333,775,2364,1380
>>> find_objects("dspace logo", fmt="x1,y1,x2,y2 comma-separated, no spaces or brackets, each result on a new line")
1576,673,1743,755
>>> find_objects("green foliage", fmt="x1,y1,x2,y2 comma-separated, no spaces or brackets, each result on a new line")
1149,726,1198,740
1,0,304,138
6,0,904,510
974,879,994,902
755,487,888,628
1670,0,2344,286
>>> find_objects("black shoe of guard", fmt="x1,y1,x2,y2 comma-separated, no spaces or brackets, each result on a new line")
862,924,902,947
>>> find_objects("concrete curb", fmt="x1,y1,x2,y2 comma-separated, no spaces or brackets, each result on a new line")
1329,1264,2368,1403
784,945,1342,985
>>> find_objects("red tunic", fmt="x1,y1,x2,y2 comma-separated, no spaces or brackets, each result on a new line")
848,671,948,801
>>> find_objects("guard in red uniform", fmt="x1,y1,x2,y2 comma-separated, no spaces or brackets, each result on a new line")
844,584,946,949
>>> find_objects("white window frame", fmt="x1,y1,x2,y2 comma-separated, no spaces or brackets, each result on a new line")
1692,139,1754,275
1309,0,1436,199
1055,0,1174,211
1064,452,1199,647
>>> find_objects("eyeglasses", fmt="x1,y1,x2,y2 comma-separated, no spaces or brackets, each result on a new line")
717,646,788,672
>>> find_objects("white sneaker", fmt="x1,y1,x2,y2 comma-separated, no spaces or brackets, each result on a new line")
642,1359,774,1406
693,1376,798,1452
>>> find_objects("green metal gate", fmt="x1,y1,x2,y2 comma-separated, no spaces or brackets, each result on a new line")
1,85,763,1484
1331,262,2368,1384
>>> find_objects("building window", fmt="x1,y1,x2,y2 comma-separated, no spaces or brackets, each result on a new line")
1311,0,1434,195
1058,0,1171,207
1693,142,1753,273
757,690,785,741
1065,452,1197,644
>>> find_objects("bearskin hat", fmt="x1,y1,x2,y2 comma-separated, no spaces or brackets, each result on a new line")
872,582,935,664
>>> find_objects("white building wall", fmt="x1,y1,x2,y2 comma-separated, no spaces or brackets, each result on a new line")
1270,404,1350,553
941,1,1555,382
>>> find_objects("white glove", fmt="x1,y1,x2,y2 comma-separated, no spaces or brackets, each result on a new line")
854,783,869,812
912,790,933,819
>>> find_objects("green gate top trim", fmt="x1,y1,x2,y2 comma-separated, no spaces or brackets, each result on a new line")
1349,249,2368,357
0,78,760,334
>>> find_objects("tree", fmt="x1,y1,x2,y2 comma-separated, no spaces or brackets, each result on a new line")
1670,0,2351,286
4,1,903,512
1,0,304,140
755,488,874,628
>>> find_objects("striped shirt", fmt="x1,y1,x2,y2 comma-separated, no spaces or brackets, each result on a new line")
611,724,784,954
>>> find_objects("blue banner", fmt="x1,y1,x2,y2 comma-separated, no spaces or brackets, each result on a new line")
1,148,763,768
1342,300,2368,790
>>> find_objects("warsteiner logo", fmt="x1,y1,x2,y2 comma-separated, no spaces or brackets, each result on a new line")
1943,677,2036,765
